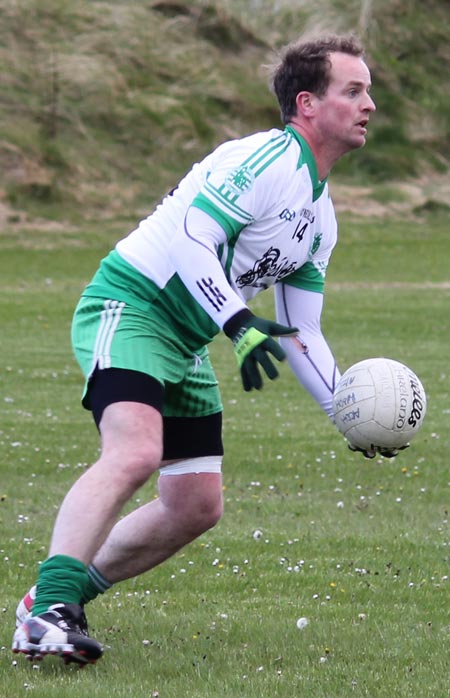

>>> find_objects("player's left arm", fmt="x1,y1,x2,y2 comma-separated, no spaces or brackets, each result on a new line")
274,282,340,420
275,283,406,459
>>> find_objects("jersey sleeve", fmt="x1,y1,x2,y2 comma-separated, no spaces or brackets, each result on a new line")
274,283,340,420
168,206,248,329
168,133,293,330
189,131,290,238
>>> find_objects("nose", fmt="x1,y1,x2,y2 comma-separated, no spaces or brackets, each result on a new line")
365,92,376,112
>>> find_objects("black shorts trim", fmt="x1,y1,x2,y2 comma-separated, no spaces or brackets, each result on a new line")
163,412,223,460
87,367,223,459
88,367,164,428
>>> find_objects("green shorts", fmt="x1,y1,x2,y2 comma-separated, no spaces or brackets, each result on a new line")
71,296,223,418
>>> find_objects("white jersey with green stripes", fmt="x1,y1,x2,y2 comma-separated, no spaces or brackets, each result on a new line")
86,126,337,346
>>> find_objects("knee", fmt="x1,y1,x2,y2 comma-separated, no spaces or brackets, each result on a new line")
98,402,164,491
189,491,223,535
160,477,224,538
176,489,223,538
101,441,162,492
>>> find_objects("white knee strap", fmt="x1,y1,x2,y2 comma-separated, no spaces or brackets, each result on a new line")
159,455,223,476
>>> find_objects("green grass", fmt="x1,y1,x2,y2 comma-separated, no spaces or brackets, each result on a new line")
0,211,449,697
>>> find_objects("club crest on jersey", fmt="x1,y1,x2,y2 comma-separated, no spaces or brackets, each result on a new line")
224,166,255,195
310,232,322,255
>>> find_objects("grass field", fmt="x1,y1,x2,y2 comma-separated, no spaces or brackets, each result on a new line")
0,210,449,697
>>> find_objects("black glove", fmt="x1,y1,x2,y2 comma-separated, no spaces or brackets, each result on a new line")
224,310,298,391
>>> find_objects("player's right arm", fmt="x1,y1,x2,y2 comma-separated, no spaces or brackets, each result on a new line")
168,206,297,391
168,206,245,328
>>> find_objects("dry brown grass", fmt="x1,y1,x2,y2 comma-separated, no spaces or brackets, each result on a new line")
0,0,448,222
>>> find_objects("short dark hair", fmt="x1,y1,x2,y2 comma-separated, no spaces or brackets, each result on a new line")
270,34,365,124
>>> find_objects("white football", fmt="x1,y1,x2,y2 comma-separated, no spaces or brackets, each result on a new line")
333,358,427,450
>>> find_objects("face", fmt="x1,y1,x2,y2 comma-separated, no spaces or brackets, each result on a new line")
313,52,376,154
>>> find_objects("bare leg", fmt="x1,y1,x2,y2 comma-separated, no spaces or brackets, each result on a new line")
92,472,223,582
49,402,163,564
12,401,167,662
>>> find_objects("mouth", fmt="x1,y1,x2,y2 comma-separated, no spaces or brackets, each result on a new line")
356,119,369,132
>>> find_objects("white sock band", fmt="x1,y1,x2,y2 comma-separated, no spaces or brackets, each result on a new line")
159,455,223,476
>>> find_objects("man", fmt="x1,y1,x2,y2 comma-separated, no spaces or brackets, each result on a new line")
13,33,382,665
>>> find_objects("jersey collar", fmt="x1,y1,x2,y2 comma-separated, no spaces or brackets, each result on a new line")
285,125,327,201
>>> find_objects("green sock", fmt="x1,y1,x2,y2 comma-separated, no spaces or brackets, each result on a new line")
32,555,89,616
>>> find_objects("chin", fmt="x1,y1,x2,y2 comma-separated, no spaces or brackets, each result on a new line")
351,137,366,150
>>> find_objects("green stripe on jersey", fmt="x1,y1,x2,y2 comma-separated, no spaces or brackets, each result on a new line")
191,130,293,234
281,261,325,293
252,135,291,177
191,194,247,238
240,131,291,172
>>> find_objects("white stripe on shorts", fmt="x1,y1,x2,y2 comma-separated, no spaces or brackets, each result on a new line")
93,300,125,371
159,456,223,476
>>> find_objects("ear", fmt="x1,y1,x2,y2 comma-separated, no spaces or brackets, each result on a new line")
295,91,317,117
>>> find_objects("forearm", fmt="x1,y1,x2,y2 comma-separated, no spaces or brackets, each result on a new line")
282,331,340,419
275,284,340,419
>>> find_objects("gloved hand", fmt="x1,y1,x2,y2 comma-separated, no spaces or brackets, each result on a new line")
348,443,410,459
224,310,298,391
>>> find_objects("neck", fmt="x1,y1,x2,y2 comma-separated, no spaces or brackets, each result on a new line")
287,119,339,181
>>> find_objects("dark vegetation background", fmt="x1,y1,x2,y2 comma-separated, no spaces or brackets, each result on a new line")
0,0,449,224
